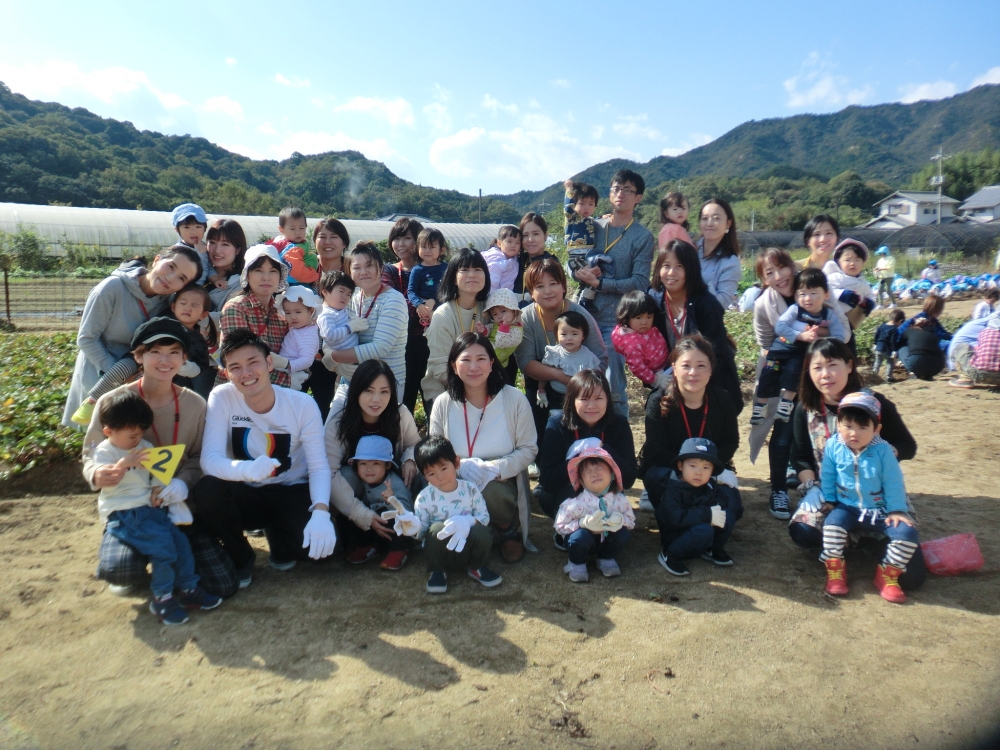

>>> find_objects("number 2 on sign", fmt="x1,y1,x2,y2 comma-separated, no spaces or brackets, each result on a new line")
139,443,185,485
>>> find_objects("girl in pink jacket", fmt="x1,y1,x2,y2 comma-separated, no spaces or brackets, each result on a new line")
611,291,668,388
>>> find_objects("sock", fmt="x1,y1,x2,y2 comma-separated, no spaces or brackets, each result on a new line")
884,540,918,571
820,524,849,562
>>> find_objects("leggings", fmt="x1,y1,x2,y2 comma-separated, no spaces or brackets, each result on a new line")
88,357,139,401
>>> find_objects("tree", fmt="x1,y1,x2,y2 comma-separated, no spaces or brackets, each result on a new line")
908,148,1000,201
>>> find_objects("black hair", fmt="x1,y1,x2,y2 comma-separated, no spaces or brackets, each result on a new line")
615,290,657,327
659,191,689,229
313,217,351,250
803,214,841,246
699,198,741,259
611,169,645,197
319,269,356,294
799,339,863,413
278,206,307,228
415,435,458,474
205,219,247,277
219,328,270,366
651,239,708,297
176,216,207,228
577,456,621,493
99,390,154,432
498,225,521,241
162,244,203,283
890,309,906,324
170,283,217,346
519,212,548,235
417,227,448,260
984,289,999,302
387,217,423,252
659,335,716,416
837,406,877,429
569,181,599,204
347,241,384,275
796,267,829,292
561,370,616,433
437,248,491,304
555,309,590,340
445,333,506,401
335,360,401,461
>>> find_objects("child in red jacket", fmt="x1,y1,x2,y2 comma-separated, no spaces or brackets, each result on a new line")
611,290,667,388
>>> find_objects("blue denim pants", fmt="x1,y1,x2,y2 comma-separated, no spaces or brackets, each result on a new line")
823,503,919,570
599,324,630,419
566,528,631,565
106,505,198,598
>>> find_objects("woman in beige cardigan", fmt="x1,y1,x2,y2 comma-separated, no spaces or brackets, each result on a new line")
429,333,537,563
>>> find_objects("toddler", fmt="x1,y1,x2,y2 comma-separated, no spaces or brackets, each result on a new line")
93,391,222,624
655,437,736,577
483,225,522,291
824,239,876,329
563,179,608,314
554,442,635,582
819,392,918,604
873,246,896,307
342,435,415,570
920,258,942,283
873,308,906,381
408,228,449,330
657,191,694,250
751,268,849,424
271,206,319,286
168,283,218,398
972,289,999,320
317,271,369,378
539,311,602,412
611,290,667,388
171,203,213,287
482,288,524,369
275,286,323,391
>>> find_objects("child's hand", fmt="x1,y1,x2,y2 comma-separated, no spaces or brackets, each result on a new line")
416,304,431,320
474,321,489,336
564,179,574,190
886,512,916,528
381,478,394,504
210,274,227,289
425,299,436,312
118,448,150,470
150,485,163,507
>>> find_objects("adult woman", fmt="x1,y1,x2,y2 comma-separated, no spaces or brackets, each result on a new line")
514,258,608,443
697,198,742,309
649,240,743,413
324,242,408,401
513,213,556,303
324,360,421,568
204,219,247,312
421,248,491,406
789,338,925,590
897,296,951,380
537,370,637,522
84,317,237,598
429,334,537,562
799,214,840,271
380,218,427,414
62,245,202,428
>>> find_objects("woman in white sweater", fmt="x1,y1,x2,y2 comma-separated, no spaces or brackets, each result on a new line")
429,333,537,563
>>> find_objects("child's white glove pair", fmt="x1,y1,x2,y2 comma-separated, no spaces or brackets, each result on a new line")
715,469,739,488
710,505,727,528
579,510,624,534
238,456,281,483
798,485,825,513
380,496,420,538
436,514,476,552
270,353,290,371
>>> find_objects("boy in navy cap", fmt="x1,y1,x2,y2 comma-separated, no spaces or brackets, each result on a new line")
171,203,212,287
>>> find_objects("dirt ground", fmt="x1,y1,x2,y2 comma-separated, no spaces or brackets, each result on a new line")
3,306,1000,749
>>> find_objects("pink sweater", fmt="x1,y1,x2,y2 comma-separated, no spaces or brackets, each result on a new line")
611,325,668,386
658,223,694,250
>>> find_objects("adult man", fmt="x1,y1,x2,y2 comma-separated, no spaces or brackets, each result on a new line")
191,329,335,588
572,169,655,417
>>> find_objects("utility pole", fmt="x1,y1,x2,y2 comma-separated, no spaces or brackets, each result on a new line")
750,210,755,232
478,189,482,223
538,197,550,212
930,147,948,226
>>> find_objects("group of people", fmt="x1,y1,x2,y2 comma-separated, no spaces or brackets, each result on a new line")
64,171,958,624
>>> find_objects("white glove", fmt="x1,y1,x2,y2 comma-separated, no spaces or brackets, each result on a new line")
302,509,336,560
798,485,824,513
348,318,369,332
580,511,607,533
241,455,281,482
603,511,624,533
270,353,290,370
177,361,201,378
536,389,549,409
459,457,499,490
716,469,739,489
167,501,193,526
436,514,476,552
321,350,338,371
380,496,420,537
157,478,189,505
653,370,671,391
333,362,358,380
290,369,310,391
710,505,727,528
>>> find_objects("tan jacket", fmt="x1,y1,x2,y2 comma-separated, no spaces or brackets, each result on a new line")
421,300,484,402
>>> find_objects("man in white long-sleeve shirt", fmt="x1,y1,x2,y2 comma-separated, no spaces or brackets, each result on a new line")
190,329,335,589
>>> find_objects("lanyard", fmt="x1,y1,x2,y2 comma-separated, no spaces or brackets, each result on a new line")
680,398,708,439
536,300,567,346
665,299,687,343
452,302,479,333
463,397,491,456
394,263,407,296
137,300,149,321
358,285,384,319
819,403,833,439
138,382,179,446
603,217,634,255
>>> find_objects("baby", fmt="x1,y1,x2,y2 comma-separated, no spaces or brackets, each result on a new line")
563,180,608,314
171,203,214,287
539,310,602,412
275,286,323,391
271,206,319,287
93,390,221,624
482,288,524,369
611,290,667,388
824,239,876,329
317,270,369,378
168,283,218,398
482,225,522,292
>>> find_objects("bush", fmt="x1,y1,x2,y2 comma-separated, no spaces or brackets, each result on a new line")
0,227,52,272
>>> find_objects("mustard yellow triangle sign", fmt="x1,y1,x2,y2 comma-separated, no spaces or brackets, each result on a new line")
140,444,186,485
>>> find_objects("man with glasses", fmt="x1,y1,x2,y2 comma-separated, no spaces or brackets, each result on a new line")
572,169,654,418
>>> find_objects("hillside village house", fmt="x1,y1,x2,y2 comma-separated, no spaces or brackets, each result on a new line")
958,186,1000,224
864,191,960,229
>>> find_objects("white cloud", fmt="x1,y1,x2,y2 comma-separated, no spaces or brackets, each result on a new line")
225,58,237,66
256,122,278,136
430,83,451,103
613,114,661,140
274,73,310,89
551,79,571,89
423,102,451,135
481,94,518,115
971,66,1000,88
661,133,714,157
203,95,244,121
334,96,415,127
784,52,873,109
898,80,958,103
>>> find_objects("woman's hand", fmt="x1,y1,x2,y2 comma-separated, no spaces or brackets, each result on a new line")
575,267,601,288
886,512,916,528
92,463,126,488
369,515,395,540
401,459,417,487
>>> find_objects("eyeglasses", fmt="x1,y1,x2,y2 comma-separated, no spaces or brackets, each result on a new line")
610,185,636,196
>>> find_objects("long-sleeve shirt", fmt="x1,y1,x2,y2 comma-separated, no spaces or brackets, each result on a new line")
93,438,158,521
821,435,908,514
969,326,1000,372
898,313,952,345
773,303,849,350
422,301,485,402
407,263,448,308
538,413,637,496
279,242,321,286
874,255,896,280
697,238,742,310
279,324,320,372
611,325,667,386
514,301,609,380
823,260,876,327
482,247,520,291
972,301,996,320
218,293,290,387
752,288,793,349
349,286,408,393
873,323,901,354
554,489,635,536
317,306,359,351
584,218,655,327
657,222,694,250
541,345,602,393
413,479,490,538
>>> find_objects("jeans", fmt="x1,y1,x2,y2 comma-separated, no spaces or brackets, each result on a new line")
599,324,629,419
823,503,920,569
767,417,795,493
402,330,430,416
898,346,945,381
105,506,198,599
566,528,631,564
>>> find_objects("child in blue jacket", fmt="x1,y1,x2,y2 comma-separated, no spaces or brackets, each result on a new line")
819,392,919,603
872,308,905,380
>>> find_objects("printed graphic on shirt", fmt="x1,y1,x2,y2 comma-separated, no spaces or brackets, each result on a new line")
232,427,292,475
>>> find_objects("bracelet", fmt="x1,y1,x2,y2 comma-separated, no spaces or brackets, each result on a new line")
797,479,818,494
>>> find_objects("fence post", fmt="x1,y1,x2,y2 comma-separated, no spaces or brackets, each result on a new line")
1,254,10,325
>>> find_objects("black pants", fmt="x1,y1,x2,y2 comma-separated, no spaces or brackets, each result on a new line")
402,330,430,416
767,417,795,494
898,347,945,381
342,521,415,553
306,359,338,423
190,476,313,569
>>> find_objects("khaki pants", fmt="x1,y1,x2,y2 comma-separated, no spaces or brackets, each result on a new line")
424,522,492,572
481,478,518,528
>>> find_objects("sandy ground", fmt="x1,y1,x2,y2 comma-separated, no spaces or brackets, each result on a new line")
3,309,1000,749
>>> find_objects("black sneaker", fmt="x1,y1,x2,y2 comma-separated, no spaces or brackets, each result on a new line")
149,596,189,625
700,549,735,566
426,571,448,594
237,561,255,590
553,532,567,551
269,558,297,571
658,552,689,576
749,402,766,426
468,566,503,588
178,586,224,610
769,490,791,519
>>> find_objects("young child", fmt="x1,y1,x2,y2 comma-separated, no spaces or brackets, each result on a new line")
972,289,999,320
655,437,736,576
274,286,323,391
93,390,222,624
408,228,449,330
824,239,876,329
611,290,667,388
168,283,218,398
171,203,213,287
554,442,635,582
873,246,896,308
563,179,607,313
538,310,602,412
873,308,906,381
819,392,919,603
483,225,522,292
482,288,524,370
406,436,501,594
751,268,850,424
657,191,694,250
343,435,415,570
271,206,319,287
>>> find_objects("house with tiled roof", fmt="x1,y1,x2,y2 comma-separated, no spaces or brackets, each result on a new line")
863,191,960,229
959,186,1000,223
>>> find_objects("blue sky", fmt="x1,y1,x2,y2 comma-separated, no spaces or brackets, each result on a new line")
2,0,998,196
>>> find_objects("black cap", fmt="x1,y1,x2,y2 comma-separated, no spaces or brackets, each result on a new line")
675,437,725,473
130,316,190,352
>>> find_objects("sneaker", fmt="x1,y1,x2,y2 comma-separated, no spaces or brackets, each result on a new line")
786,465,799,489
468,566,503,588
426,571,448,594
553,532,567,551
246,529,266,537
107,584,135,597
948,377,975,389
658,552,689,576
638,489,654,512
528,463,540,479
749,402,766,426
178,586,223,610
237,561,254,589
149,596,189,625
874,563,907,603
70,400,96,426
380,550,408,571
824,557,848,596
563,561,589,582
347,545,378,564
775,398,795,422
596,558,621,577
769,490,791,520
269,558,297,571
700,549,735,566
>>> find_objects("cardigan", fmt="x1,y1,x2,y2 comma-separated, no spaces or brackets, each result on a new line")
421,300,485,403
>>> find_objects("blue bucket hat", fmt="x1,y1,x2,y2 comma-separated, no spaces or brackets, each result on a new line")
171,203,208,227
876,246,890,256
348,435,397,468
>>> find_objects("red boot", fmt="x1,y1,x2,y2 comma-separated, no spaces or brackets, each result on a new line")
824,558,848,595
874,563,907,603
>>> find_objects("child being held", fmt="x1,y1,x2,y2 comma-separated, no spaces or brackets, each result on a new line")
824,238,876,329
654,437,737,577
657,191,694,250
611,290,667,388
873,308,906,381
483,225,522,292
168,283,218,399
482,288,524,370
171,203,213,287
554,441,635,582
271,206,319,287
538,310,602,412
751,268,850,425
93,391,222,624
818,392,919,604
563,179,607,314
408,228,449,331
274,286,323,391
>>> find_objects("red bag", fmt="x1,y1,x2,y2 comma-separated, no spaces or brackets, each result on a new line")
921,534,985,576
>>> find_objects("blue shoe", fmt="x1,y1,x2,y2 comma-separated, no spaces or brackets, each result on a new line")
178,586,223,610
426,571,448,594
467,566,503,588
149,596,189,625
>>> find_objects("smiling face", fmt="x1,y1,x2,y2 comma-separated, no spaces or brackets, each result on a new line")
207,236,238,273
170,290,208,328
521,221,546,257
321,283,353,311
808,355,853,403
629,312,654,335
136,340,187,384
349,253,382,295
316,229,346,266
579,458,613,494
354,458,390,487
674,349,712,399
679,457,714,487
837,416,880,454
557,321,584,353
529,272,566,310
452,343,493,390
147,253,200,296
177,219,206,247
223,344,273,399
573,386,608,426
281,217,308,245
282,298,313,329
699,203,731,246
761,257,794,297
807,221,838,263
358,374,392,423
837,248,865,278
422,457,461,493
418,241,443,265
657,250,686,296
796,284,828,315
390,233,416,265
455,265,486,298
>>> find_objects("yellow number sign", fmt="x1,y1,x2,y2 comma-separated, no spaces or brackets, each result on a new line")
140,444,186,485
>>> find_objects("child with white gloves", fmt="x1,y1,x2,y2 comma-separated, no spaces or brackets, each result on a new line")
274,286,323,390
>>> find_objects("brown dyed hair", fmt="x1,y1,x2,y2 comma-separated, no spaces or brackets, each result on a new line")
922,294,945,318
754,247,796,284
659,335,716,417
699,198,741,258
523,257,567,294
519,212,548,235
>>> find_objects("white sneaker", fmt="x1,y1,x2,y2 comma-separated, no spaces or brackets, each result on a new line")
528,463,539,479
107,584,135,597
639,489,654,511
